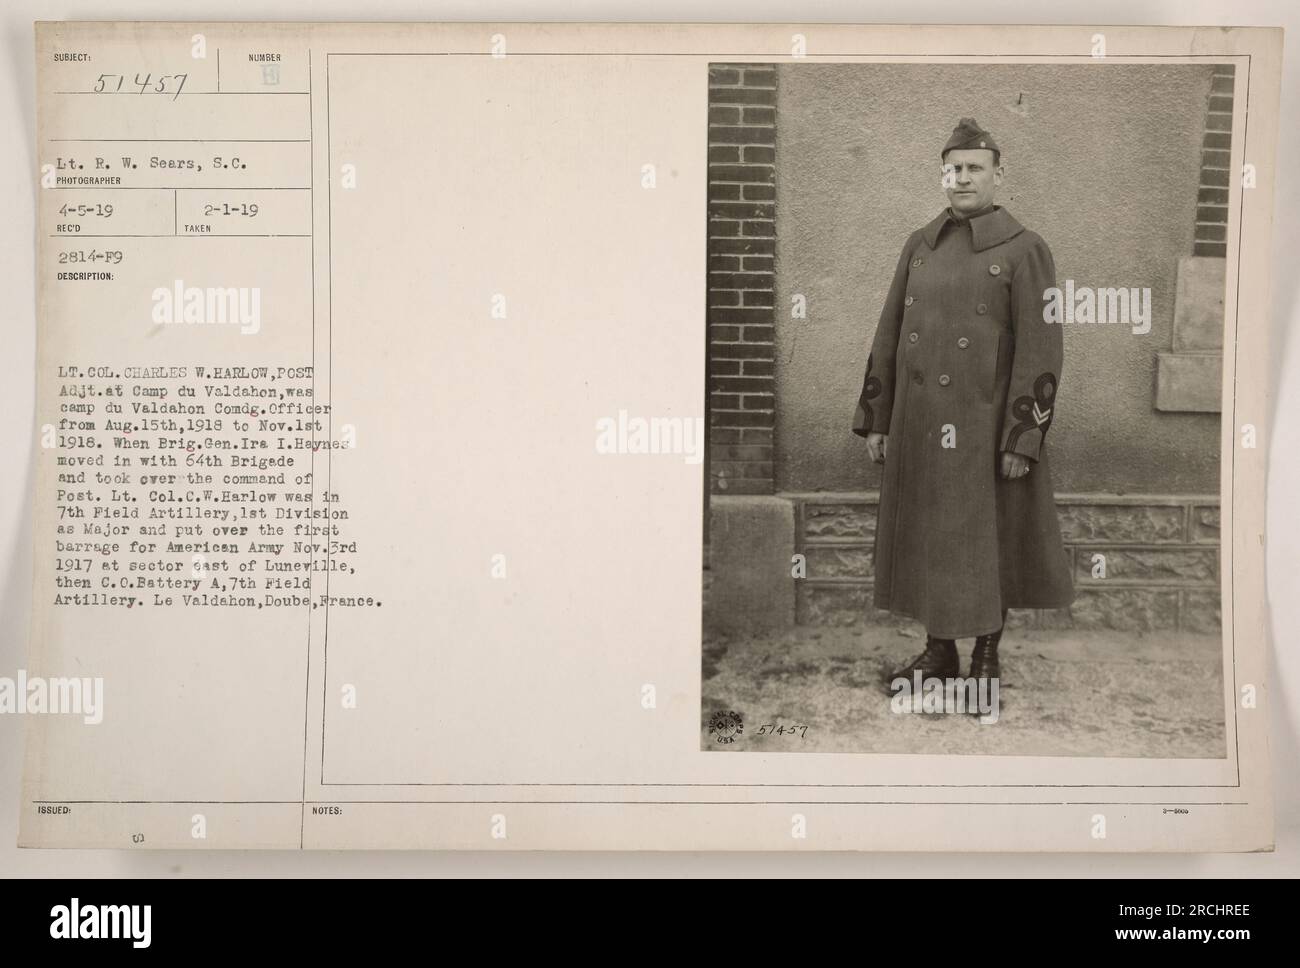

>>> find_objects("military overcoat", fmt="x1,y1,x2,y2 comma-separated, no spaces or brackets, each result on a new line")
852,205,1075,638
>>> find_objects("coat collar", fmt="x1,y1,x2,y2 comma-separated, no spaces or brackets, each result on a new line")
920,205,1025,252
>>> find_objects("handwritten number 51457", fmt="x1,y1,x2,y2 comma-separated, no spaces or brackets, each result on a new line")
92,73,187,100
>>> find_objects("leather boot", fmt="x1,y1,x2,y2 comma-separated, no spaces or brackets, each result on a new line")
969,612,1008,682
969,637,1000,682
884,634,958,686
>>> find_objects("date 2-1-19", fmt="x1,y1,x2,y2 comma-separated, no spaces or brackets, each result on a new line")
92,73,187,100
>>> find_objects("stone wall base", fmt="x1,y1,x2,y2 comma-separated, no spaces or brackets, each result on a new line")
706,492,1221,633
704,496,796,632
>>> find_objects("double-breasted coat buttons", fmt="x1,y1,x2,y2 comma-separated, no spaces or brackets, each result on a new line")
976,303,987,314
904,295,915,306
852,206,1076,637
912,257,923,268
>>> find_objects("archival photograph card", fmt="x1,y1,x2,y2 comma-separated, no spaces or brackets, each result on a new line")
21,21,1280,851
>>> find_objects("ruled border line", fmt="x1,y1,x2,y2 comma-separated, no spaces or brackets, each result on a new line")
309,50,1251,796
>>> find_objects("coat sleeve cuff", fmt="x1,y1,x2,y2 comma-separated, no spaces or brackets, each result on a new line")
852,402,875,438
1000,372,1058,462
852,402,870,438
853,392,892,437
852,355,892,437
1001,427,1043,462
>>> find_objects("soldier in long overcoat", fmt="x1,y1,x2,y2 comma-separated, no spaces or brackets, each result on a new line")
852,118,1074,686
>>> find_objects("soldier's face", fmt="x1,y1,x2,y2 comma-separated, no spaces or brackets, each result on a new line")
942,149,1003,215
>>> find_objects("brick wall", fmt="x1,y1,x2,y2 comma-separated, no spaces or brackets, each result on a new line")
707,65,777,495
790,492,1220,632
703,64,1227,636
1194,65,1235,257
1156,63,1233,411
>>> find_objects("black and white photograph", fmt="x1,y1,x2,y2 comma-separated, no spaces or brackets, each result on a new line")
702,62,1235,756
2,11,1290,882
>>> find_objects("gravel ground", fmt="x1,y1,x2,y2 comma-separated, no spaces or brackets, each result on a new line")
701,623,1226,757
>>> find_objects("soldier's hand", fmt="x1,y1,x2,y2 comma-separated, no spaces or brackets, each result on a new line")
1000,452,1030,480
866,432,887,465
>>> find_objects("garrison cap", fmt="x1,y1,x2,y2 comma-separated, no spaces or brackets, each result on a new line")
942,118,1001,159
